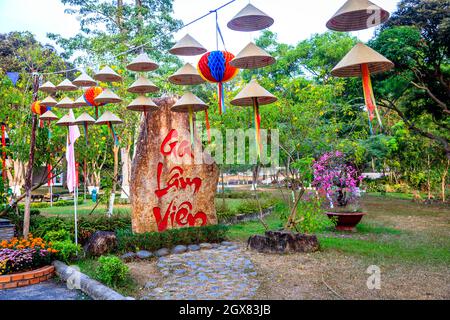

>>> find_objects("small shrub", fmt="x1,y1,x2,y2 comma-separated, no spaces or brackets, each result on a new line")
95,255,128,287
52,240,81,263
44,229,72,242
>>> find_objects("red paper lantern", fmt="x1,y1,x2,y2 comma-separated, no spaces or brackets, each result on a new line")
31,101,48,115
83,86,104,107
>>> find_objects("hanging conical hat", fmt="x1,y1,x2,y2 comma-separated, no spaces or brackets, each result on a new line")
74,112,96,125
94,66,122,82
94,88,122,104
168,63,206,85
39,110,59,122
227,4,274,32
171,92,208,113
95,111,123,125
127,76,159,94
55,113,75,127
331,42,394,77
73,95,88,108
39,81,56,93
169,34,207,56
72,73,97,87
40,96,58,107
231,79,277,106
126,53,159,72
127,96,158,112
230,42,276,69
56,79,78,91
55,97,74,109
326,0,390,32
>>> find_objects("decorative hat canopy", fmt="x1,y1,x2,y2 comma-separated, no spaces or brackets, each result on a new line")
73,95,88,108
39,110,59,122
40,96,58,107
168,63,205,85
171,92,208,113
227,4,274,32
169,34,207,56
231,79,277,106
230,42,276,69
94,88,122,104
55,97,74,109
74,112,96,125
331,42,394,77
72,73,97,87
127,76,159,94
56,79,77,91
126,53,159,72
94,66,122,83
39,81,56,93
95,111,123,125
326,0,390,32
56,113,75,127
127,96,158,112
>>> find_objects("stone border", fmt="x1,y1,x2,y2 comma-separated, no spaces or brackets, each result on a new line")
0,266,54,289
52,261,134,300
220,206,274,225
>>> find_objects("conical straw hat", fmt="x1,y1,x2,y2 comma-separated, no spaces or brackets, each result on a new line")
326,0,390,32
94,66,122,83
55,113,75,127
171,92,208,113
74,112,96,125
95,111,123,125
331,42,394,77
127,96,158,112
169,34,207,56
72,73,97,87
56,79,78,91
126,53,159,72
127,76,159,94
40,96,58,107
39,81,56,93
231,79,277,106
94,88,122,104
55,97,75,109
39,110,59,122
230,42,276,69
73,95,88,108
168,63,205,85
227,4,274,32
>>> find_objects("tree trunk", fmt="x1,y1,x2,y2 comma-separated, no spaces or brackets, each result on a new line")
442,160,449,203
108,144,120,217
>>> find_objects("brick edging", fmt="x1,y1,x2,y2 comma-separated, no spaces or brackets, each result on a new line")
0,266,55,289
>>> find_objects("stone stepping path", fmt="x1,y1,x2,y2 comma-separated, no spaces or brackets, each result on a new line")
0,279,88,300
142,243,259,300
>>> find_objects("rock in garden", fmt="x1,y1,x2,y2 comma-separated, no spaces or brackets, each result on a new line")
171,245,187,254
83,231,118,257
120,252,137,262
199,243,212,250
221,241,234,246
187,244,201,251
155,248,170,257
247,231,320,254
136,250,153,259
144,281,158,289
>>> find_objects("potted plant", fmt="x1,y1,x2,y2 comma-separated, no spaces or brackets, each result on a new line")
312,151,364,231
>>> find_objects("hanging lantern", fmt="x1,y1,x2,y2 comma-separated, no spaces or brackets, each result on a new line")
55,113,75,127
40,96,58,107
171,92,209,146
332,42,394,131
74,112,96,145
95,111,123,145
94,88,122,105
55,97,74,109
231,79,277,157
169,34,207,56
31,101,48,115
326,0,390,32
127,96,158,113
227,4,274,32
73,95,88,108
39,81,56,94
94,66,122,83
56,79,78,91
72,73,97,87
84,86,104,119
127,76,159,94
197,51,239,114
230,42,276,69
168,63,205,86
126,53,159,72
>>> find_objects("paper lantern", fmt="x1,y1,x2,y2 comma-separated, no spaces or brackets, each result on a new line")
126,53,159,72
31,101,48,115
168,63,205,86
84,86,104,118
169,34,207,56
197,51,239,114
227,4,274,32
230,42,276,69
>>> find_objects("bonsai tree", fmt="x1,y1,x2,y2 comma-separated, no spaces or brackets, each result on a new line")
312,151,363,211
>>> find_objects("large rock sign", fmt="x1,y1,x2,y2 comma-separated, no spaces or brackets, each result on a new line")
130,97,219,233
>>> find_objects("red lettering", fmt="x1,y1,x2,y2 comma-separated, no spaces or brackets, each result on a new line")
153,200,208,232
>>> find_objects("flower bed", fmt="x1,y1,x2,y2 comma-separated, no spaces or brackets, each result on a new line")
0,265,55,289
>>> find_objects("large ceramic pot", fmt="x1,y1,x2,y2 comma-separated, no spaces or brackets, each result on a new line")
326,212,366,231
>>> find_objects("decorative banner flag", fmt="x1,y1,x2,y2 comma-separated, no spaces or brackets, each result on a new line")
6,72,19,86
65,110,81,193
361,63,383,129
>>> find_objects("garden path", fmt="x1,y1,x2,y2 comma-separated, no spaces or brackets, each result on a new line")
0,279,88,300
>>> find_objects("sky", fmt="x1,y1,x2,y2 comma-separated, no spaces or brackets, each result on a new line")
0,0,401,64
